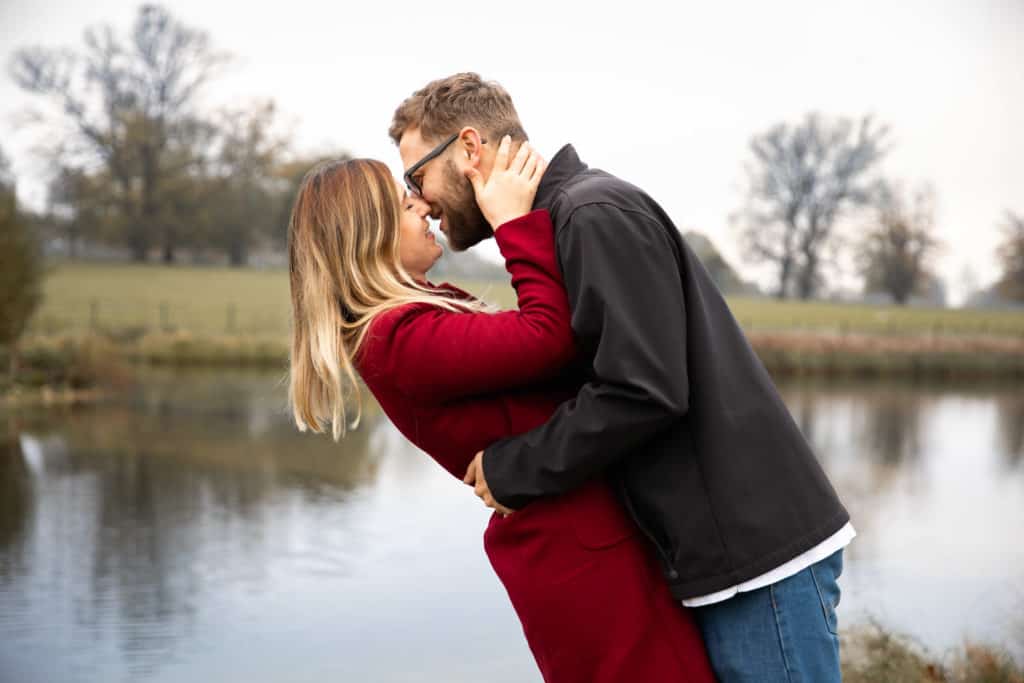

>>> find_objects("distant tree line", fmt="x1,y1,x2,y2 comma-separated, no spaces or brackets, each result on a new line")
8,4,344,267
732,112,1024,306
6,5,1022,307
732,113,992,306
995,211,1024,303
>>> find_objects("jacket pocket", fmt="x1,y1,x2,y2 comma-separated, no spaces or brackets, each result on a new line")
561,480,637,550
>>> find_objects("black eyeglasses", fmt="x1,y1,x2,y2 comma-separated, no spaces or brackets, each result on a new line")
403,132,487,197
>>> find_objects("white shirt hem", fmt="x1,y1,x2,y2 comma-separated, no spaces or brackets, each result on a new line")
681,522,856,608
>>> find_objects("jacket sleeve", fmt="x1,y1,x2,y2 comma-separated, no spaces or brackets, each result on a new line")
369,209,575,403
481,203,690,509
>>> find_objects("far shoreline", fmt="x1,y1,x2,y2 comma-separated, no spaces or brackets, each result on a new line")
4,328,1023,407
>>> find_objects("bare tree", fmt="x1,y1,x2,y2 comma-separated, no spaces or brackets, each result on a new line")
735,113,889,299
9,4,226,262
272,151,351,251
207,101,290,266
856,182,943,305
46,164,111,259
996,211,1024,302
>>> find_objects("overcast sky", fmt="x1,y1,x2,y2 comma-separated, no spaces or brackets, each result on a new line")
2,0,1022,303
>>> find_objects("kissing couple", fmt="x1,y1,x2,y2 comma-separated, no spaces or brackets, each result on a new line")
287,72,855,683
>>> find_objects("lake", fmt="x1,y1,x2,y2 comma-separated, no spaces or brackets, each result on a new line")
1,368,1022,682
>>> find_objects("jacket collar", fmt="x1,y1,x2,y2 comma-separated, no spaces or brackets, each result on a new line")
533,144,587,212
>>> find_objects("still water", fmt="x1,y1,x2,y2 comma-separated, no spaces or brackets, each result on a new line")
1,368,1022,682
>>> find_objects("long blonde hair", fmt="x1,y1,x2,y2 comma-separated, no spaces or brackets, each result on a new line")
286,158,486,441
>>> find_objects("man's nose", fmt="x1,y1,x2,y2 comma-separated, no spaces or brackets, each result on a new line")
410,196,432,217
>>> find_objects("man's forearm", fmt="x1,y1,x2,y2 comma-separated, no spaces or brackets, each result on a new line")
483,378,685,509
480,203,691,509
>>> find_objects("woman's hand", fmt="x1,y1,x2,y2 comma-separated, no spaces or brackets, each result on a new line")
465,135,547,230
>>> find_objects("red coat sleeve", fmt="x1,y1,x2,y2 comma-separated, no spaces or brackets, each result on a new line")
362,209,574,403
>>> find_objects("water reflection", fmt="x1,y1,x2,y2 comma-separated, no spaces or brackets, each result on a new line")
996,392,1024,469
0,368,399,682
0,421,32,581
777,378,1024,655
0,371,1022,682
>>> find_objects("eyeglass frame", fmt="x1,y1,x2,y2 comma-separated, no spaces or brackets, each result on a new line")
403,131,488,197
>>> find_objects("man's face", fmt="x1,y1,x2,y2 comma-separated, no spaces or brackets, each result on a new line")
398,127,492,251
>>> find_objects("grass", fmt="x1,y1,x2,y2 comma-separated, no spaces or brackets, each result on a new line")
32,261,294,337
842,620,1024,683
16,262,1024,375
31,262,1024,338
729,297,1024,337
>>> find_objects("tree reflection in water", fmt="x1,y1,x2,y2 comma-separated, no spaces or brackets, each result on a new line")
0,368,389,680
995,391,1024,470
2,370,1022,682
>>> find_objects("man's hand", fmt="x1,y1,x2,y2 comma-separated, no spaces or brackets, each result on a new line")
464,451,515,516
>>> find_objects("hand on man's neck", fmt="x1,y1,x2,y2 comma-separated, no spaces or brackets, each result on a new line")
477,139,528,183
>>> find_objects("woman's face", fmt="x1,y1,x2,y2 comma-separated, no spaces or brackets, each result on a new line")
396,179,442,280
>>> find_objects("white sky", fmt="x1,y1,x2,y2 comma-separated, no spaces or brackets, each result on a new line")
2,0,1022,304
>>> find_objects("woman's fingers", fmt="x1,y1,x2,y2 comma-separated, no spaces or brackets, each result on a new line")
472,137,543,229
534,156,547,183
522,150,541,182
530,156,547,185
494,134,512,170
510,140,531,174
464,166,485,198
463,459,477,485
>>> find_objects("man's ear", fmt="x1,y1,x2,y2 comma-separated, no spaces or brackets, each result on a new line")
457,127,485,165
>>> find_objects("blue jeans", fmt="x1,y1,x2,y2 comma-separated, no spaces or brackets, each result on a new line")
692,549,844,683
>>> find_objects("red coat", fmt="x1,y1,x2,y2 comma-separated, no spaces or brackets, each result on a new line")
357,210,715,683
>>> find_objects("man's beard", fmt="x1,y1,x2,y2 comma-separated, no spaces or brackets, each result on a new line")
438,159,492,251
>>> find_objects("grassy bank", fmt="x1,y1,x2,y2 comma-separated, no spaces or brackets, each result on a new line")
749,331,1024,378
17,262,1024,376
0,334,133,405
11,329,1023,383
841,621,1024,683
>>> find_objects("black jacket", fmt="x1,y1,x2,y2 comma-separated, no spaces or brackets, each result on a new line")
482,145,851,601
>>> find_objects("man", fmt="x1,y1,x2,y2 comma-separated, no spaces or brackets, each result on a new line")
390,72,855,683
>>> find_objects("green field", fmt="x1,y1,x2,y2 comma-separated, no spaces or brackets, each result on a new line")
29,262,1024,339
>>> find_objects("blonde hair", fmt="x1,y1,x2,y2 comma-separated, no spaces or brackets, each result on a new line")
286,158,487,441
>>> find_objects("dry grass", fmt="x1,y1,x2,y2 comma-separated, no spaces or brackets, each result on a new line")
842,621,1024,683
0,334,134,404
749,331,1024,378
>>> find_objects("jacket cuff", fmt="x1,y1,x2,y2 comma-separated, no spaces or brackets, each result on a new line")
481,439,533,510
494,209,550,247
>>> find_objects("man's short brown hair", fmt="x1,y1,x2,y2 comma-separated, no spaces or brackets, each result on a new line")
388,72,527,146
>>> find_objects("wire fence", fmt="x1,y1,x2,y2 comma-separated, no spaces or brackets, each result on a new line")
28,299,292,338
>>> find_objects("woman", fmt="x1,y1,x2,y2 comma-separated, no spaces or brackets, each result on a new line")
286,138,715,682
